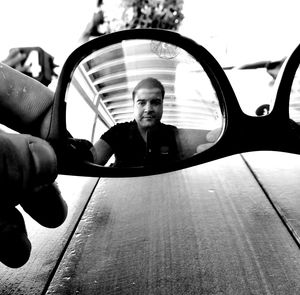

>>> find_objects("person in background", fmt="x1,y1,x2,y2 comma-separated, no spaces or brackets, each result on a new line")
2,48,30,73
0,62,67,268
91,77,180,167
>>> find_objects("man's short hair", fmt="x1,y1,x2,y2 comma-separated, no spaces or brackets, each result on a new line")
132,77,165,101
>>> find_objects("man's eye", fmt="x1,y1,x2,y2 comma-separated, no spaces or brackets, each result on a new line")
152,99,162,105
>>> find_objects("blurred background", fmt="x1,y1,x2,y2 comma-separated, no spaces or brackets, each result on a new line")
0,0,300,112
1,0,299,65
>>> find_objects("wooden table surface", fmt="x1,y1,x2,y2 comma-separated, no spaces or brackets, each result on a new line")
1,151,300,294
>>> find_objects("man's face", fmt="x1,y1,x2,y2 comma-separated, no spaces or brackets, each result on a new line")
133,87,163,130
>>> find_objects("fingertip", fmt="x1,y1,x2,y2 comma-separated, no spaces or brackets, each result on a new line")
21,183,68,228
0,208,32,268
0,232,31,268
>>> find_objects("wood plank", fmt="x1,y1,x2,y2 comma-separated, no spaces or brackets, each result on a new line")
242,151,300,245
0,175,99,295
46,154,300,294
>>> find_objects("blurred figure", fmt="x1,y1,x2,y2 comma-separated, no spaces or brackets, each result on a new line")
2,47,57,86
2,48,30,72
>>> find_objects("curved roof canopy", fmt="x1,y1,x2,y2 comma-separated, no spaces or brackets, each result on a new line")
70,39,223,131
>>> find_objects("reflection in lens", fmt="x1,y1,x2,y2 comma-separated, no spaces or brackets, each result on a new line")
65,39,224,167
289,65,300,124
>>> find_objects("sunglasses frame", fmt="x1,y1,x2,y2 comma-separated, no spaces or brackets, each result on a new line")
49,29,300,177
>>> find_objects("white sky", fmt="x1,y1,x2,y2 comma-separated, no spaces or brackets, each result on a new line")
0,1,96,65
0,0,299,67
180,0,300,66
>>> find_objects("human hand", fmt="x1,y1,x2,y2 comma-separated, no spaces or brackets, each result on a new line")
0,133,67,268
196,127,222,153
0,64,67,268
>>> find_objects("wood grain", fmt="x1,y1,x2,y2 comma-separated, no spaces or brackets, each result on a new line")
46,154,300,294
242,151,300,245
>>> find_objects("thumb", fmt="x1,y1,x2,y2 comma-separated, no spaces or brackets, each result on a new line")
206,127,222,143
0,133,57,206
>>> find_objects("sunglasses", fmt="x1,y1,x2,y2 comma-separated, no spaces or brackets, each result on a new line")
47,29,300,177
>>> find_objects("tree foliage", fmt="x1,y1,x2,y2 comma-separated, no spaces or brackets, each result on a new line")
82,0,184,40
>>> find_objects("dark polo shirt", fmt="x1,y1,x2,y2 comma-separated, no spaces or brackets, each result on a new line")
101,120,179,167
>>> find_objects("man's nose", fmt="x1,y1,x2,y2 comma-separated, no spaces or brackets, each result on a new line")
144,102,153,112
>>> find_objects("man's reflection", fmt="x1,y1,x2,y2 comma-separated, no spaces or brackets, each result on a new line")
90,77,180,167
